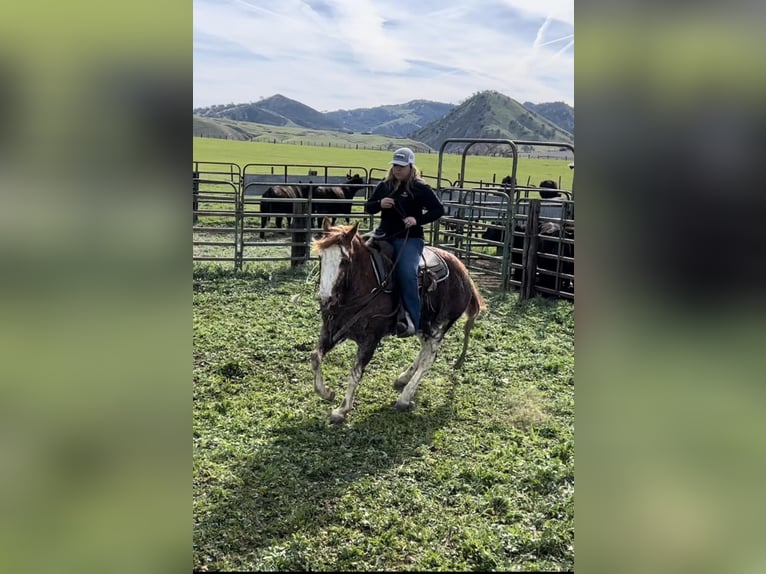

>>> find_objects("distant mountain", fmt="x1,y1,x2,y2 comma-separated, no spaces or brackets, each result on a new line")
193,92,575,151
193,94,343,131
324,100,455,138
523,101,574,135
409,90,574,154
194,95,453,137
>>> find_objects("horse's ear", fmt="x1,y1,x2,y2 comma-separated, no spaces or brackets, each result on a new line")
322,218,332,233
345,222,359,238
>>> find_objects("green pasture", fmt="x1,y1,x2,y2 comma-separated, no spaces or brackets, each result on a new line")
193,137,574,191
193,263,574,571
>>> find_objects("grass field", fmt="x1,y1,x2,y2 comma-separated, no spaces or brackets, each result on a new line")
193,137,575,191
193,262,574,571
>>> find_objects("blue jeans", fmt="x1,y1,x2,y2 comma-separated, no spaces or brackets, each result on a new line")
390,237,424,329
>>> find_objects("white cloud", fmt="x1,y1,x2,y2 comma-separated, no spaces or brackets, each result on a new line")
193,0,573,110
499,0,574,26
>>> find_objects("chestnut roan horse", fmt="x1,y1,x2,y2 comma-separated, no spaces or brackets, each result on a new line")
310,219,487,423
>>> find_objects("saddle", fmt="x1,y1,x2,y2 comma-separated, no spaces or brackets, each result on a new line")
365,238,450,294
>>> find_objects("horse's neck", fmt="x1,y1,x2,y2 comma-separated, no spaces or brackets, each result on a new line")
347,242,377,294
322,241,377,311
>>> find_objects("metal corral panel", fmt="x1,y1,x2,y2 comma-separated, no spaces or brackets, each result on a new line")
243,174,354,196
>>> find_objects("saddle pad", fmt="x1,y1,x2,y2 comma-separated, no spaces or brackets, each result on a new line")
419,247,450,288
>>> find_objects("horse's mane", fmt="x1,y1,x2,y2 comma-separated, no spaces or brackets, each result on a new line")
311,223,367,254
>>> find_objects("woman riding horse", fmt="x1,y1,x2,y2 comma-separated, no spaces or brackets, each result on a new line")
364,148,445,337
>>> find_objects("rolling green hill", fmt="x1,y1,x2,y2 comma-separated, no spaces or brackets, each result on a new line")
411,91,574,155
523,101,574,135
325,100,455,137
194,92,575,150
194,94,341,131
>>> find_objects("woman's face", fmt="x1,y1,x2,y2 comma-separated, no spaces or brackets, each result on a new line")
392,163,411,182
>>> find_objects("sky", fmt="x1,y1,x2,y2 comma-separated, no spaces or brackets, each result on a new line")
193,0,573,112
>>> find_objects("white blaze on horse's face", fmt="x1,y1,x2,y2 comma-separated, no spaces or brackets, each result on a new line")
318,244,346,304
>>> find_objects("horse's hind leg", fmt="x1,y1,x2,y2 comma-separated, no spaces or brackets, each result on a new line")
453,314,477,370
394,334,444,411
330,340,376,424
393,324,446,391
393,335,429,391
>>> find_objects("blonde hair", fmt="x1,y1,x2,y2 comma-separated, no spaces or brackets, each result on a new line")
385,163,422,193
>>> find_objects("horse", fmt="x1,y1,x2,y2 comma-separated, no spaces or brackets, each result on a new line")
309,173,365,228
259,184,309,238
310,219,487,423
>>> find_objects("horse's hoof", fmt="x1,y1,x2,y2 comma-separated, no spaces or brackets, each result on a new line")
329,410,346,424
393,399,414,412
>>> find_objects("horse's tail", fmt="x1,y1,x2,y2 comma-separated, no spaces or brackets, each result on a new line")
466,275,487,318
454,274,487,370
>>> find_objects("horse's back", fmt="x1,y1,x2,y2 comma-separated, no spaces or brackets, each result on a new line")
424,246,486,318
426,245,468,277
313,186,344,199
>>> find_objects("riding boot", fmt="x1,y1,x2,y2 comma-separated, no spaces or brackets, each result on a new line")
396,311,416,338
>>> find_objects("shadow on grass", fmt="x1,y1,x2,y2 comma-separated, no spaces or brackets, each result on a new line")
194,399,456,568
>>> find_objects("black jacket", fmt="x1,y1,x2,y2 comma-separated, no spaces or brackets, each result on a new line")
364,178,444,240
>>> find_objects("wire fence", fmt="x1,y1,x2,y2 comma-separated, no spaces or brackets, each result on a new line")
194,133,573,159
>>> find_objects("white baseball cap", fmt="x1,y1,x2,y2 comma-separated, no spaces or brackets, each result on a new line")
391,147,415,166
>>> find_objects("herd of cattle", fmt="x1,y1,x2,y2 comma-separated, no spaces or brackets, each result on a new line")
259,173,365,237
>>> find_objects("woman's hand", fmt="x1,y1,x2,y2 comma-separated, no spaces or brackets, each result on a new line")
381,197,395,209
403,216,417,228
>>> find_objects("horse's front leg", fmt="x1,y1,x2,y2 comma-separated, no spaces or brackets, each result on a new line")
330,339,376,424
311,323,336,402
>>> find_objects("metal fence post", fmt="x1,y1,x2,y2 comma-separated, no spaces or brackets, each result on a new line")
193,171,199,223
520,199,540,300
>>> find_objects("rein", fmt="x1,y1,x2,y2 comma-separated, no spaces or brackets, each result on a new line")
325,229,410,346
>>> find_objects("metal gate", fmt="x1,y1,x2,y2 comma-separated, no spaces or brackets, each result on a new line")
430,138,575,299
193,147,575,300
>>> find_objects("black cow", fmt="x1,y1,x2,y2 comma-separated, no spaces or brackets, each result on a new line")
309,173,365,227
482,219,574,295
482,221,526,283
260,184,309,238
538,179,560,199
537,221,575,294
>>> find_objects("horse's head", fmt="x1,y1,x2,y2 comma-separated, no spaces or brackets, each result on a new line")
312,219,361,306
